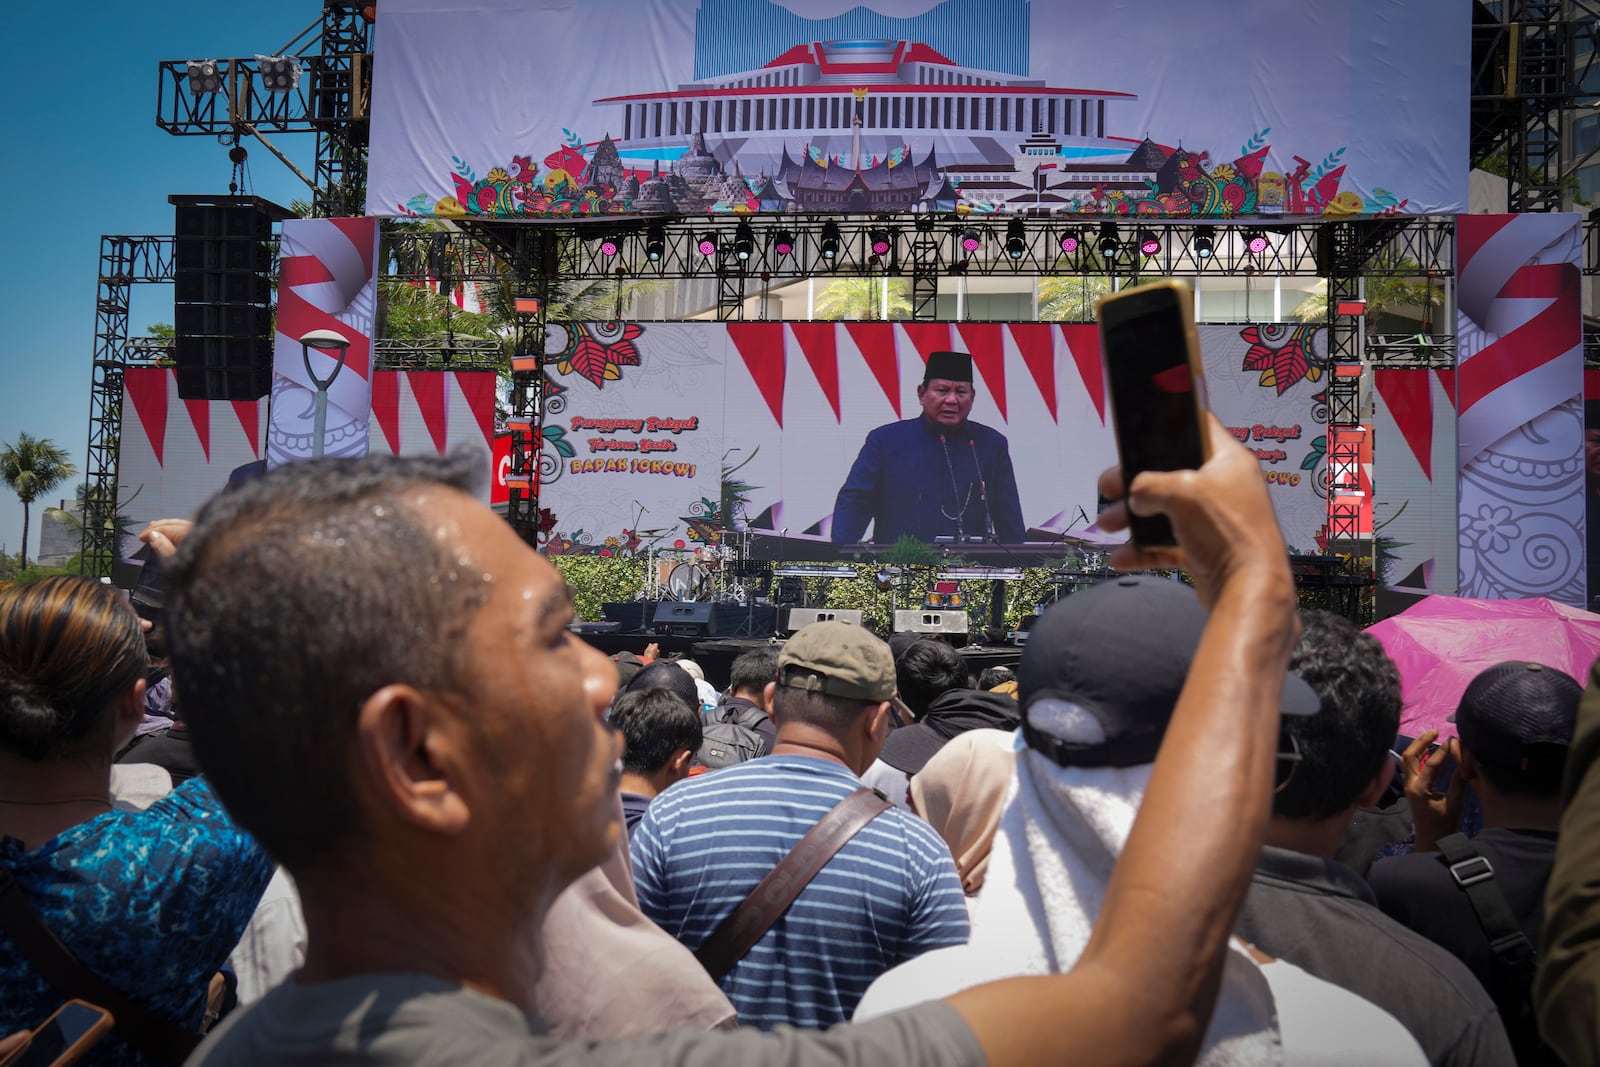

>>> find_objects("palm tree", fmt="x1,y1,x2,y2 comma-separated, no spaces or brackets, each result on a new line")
0,434,76,570
1293,258,1445,335
812,276,912,320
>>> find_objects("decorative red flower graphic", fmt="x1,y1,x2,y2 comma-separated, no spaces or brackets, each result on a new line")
551,323,646,387
1240,324,1323,396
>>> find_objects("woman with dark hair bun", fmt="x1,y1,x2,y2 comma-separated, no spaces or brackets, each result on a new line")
0,575,273,1066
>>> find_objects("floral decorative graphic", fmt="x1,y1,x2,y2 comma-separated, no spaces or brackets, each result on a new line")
1465,505,1521,554
1240,323,1324,396
547,322,645,387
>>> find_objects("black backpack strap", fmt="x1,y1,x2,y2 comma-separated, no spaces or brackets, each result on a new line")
1435,833,1537,978
0,865,201,1064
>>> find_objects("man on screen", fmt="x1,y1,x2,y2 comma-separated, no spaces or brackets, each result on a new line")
831,351,1026,544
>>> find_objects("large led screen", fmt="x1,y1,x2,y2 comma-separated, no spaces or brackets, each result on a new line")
538,320,1333,562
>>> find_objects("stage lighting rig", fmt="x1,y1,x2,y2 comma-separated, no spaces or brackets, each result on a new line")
645,222,665,262
598,236,619,258
773,229,795,257
186,60,224,94
255,54,302,92
1192,231,1215,258
734,219,756,261
1097,222,1120,257
1005,218,1026,260
1243,228,1268,255
1058,229,1082,254
960,227,982,252
869,228,892,256
697,232,718,257
1138,229,1160,255
820,221,842,261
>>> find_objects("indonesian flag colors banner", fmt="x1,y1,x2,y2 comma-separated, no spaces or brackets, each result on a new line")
119,369,499,555
1372,368,1458,596
268,217,381,468
1455,213,1585,606
118,368,267,558
368,370,498,502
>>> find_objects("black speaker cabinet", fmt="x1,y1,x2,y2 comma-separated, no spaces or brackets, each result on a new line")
655,601,716,637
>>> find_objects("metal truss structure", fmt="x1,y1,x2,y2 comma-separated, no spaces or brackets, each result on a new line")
1471,0,1600,212
154,2,371,217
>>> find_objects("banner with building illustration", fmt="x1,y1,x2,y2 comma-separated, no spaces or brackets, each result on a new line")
537,320,1326,560
368,0,1467,221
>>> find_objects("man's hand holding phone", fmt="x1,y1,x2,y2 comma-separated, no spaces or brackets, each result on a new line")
1097,412,1291,609
1400,729,1466,851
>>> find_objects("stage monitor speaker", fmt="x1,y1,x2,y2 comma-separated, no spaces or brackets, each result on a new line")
656,601,716,637
783,608,864,634
892,609,970,635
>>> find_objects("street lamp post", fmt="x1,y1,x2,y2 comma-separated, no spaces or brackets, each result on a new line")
299,329,352,460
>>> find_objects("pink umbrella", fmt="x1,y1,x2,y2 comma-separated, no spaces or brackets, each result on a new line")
1366,596,1600,739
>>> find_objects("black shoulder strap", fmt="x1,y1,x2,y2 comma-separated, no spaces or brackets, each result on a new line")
693,787,892,982
0,864,201,1064
1435,833,1537,978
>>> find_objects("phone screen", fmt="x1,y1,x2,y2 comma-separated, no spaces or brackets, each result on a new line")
1100,289,1207,546
7,1003,113,1067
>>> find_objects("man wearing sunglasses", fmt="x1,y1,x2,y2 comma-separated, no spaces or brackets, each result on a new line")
1234,611,1515,1067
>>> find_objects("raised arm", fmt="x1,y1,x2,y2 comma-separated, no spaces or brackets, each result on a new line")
947,413,1299,1067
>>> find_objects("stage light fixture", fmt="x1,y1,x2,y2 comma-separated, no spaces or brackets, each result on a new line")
254,54,302,92
869,228,892,256
1097,222,1120,257
697,232,718,257
820,222,841,260
773,229,795,256
1005,218,1026,260
1058,229,1081,254
734,220,756,261
186,60,224,94
961,227,981,252
645,222,665,262
1243,228,1268,255
1192,231,1215,258
598,237,619,258
1138,229,1161,256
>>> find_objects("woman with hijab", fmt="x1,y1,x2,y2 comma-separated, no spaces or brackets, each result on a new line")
908,727,1016,899
0,576,274,1065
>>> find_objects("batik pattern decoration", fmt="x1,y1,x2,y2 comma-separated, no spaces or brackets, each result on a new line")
267,217,381,468
1455,213,1585,605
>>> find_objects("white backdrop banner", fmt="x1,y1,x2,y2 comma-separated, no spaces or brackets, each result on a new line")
368,0,1467,221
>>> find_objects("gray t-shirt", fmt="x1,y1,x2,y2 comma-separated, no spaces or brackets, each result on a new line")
187,973,985,1066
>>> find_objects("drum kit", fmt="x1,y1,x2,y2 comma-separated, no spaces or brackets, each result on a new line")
635,528,770,606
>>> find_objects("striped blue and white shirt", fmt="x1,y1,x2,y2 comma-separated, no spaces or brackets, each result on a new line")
630,755,971,1031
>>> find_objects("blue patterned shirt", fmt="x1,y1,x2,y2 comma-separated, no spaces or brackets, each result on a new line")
630,756,970,1031
0,778,274,1066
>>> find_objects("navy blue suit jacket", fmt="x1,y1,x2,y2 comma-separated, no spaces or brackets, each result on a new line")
831,417,1025,544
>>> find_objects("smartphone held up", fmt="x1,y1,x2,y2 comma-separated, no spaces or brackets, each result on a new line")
1094,280,1211,548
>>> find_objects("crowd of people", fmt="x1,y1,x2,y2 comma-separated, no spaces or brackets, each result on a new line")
3,415,1600,1065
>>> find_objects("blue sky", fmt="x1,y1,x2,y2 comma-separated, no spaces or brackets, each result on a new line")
0,2,323,560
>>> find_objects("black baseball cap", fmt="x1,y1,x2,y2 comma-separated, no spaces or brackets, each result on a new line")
1018,575,1320,768
1448,661,1581,770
